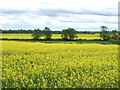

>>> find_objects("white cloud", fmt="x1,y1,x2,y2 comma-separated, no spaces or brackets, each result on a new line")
0,0,119,31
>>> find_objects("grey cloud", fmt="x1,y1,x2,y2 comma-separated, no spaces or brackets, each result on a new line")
35,9,72,17
60,20,97,23
36,8,117,17
1,9,27,15
2,22,39,30
0,8,117,30
1,8,117,17
60,20,117,24
73,8,117,16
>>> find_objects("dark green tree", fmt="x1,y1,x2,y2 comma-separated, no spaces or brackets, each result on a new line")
100,30,110,40
100,26,108,31
61,29,69,40
100,26,110,40
61,28,78,40
31,29,42,39
110,30,118,40
68,28,78,40
43,27,52,40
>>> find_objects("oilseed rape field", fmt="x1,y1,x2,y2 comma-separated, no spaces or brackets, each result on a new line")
1,34,100,40
1,34,119,88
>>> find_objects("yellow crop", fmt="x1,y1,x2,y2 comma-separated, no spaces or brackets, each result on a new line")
1,34,100,40
1,40,118,88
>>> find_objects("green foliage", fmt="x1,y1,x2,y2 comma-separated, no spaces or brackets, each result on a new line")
100,26,108,31
109,30,119,44
100,30,110,40
100,26,110,40
61,28,78,40
31,27,52,40
109,39,119,44
31,29,43,39
110,30,118,40
43,27,52,40
61,29,69,40
100,26,119,43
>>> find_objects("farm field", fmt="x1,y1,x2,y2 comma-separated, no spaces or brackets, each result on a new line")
1,34,100,40
0,0,118,88
1,34,119,88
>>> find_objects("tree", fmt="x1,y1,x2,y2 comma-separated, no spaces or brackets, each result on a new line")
31,29,42,39
61,28,78,40
100,26,110,40
110,30,118,40
61,29,69,40
42,27,52,40
68,28,78,40
100,26,108,31
100,30,110,40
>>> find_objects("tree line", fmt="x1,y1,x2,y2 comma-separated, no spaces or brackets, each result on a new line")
31,27,78,40
31,26,119,41
1,26,119,41
31,27,52,40
1,29,100,34
100,26,119,41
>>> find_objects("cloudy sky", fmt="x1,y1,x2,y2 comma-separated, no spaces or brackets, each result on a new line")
0,0,119,31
